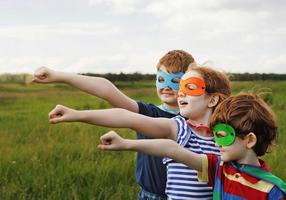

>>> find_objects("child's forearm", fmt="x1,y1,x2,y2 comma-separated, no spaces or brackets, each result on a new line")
60,73,138,112
60,73,114,98
77,108,176,139
127,138,180,156
126,139,203,171
77,108,135,128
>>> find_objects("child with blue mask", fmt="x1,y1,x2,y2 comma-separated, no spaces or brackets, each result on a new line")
156,71,184,91
155,71,184,114
34,50,194,200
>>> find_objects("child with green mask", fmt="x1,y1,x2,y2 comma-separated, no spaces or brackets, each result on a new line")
97,92,286,199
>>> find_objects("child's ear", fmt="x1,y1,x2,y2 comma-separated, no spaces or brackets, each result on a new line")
208,95,219,108
246,132,257,149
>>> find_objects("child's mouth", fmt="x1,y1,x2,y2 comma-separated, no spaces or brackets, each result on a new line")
179,100,188,106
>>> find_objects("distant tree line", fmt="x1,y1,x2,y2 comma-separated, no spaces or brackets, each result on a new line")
0,73,32,84
83,72,286,82
1,72,286,84
228,73,286,81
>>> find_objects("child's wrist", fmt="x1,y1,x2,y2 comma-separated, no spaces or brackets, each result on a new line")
56,71,68,82
125,139,135,151
75,110,85,122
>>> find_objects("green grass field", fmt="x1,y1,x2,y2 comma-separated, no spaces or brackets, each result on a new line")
0,81,285,199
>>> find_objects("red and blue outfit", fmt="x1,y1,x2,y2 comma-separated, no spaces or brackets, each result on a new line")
199,154,286,200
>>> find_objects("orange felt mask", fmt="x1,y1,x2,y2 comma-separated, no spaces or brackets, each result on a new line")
179,77,206,96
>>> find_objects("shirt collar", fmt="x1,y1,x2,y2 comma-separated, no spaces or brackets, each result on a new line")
158,104,180,115
187,119,212,134
228,159,269,184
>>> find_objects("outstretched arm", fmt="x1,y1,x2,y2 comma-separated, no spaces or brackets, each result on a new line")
33,67,139,112
98,131,203,171
48,105,178,140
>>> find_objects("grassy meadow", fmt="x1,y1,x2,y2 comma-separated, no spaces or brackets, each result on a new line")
0,80,286,199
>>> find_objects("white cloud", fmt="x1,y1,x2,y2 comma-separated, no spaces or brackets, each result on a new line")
0,0,285,74
66,55,129,73
259,54,286,72
145,0,285,34
0,54,157,74
0,56,67,73
0,23,119,40
88,0,141,14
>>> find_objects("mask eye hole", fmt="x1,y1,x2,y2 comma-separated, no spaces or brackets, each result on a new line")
186,83,197,90
216,131,227,138
171,77,180,83
158,77,165,83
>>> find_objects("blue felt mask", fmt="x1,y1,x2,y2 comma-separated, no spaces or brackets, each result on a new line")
156,71,184,91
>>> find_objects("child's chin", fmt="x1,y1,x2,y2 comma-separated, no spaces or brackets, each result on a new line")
221,156,231,162
161,97,177,104
180,110,191,117
161,94,175,100
180,113,188,118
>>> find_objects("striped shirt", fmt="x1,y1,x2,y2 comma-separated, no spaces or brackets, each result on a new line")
163,116,220,199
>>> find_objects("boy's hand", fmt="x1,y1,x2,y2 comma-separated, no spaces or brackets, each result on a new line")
48,105,77,124
98,131,127,151
33,67,59,83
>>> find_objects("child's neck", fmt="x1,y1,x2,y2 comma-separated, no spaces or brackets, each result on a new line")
162,103,179,113
189,110,213,137
237,150,260,166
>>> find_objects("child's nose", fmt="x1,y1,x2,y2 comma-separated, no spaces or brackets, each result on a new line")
178,90,186,97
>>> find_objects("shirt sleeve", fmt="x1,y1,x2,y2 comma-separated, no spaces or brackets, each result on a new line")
198,154,219,188
197,155,208,182
268,186,286,200
173,116,190,146
137,101,152,116
163,116,189,164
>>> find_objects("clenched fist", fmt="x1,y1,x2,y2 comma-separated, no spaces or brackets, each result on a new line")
48,104,78,124
33,67,60,83
98,131,128,151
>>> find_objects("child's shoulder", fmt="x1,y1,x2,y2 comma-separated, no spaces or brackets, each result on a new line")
172,115,189,133
137,101,176,118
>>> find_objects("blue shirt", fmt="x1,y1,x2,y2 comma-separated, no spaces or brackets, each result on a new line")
136,101,177,197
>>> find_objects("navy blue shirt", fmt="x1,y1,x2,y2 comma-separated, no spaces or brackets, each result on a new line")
136,102,177,197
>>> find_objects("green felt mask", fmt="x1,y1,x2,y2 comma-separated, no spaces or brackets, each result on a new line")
213,123,236,146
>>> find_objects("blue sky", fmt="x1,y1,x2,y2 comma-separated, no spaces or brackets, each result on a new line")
0,0,285,74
